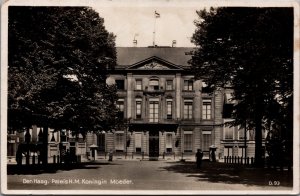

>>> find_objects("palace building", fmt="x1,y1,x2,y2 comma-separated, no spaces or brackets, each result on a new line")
85,46,261,161
7,46,262,163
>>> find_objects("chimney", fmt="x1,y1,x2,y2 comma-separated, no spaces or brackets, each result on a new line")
172,40,176,47
133,39,137,47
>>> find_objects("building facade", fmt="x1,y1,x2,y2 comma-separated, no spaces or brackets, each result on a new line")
7,46,262,163
85,46,261,161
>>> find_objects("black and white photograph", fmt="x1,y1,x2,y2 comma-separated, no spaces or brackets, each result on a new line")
1,0,299,195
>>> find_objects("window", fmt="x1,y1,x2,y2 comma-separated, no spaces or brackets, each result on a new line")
224,147,233,157
115,80,125,90
224,125,234,140
202,131,212,151
7,142,14,156
202,81,213,93
183,80,193,91
184,131,193,152
115,133,124,152
202,99,212,119
166,133,173,153
184,100,193,119
135,133,142,152
60,129,67,142
238,147,246,157
136,98,142,119
136,80,142,90
149,100,159,122
166,80,173,90
238,126,247,140
149,79,159,90
249,129,255,140
223,92,235,118
166,99,172,119
117,99,124,119
97,133,105,151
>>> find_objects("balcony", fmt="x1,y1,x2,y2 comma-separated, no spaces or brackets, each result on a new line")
129,118,179,132
130,117,178,124
143,86,165,95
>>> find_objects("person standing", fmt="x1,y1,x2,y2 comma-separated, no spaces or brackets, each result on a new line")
196,149,203,169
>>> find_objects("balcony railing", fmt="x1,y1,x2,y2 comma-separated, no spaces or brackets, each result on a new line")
143,86,165,95
131,118,178,124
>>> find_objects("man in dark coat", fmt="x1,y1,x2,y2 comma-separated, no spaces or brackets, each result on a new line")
196,149,203,168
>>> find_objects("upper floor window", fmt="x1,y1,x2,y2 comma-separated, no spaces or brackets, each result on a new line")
60,129,67,142
166,80,173,90
202,99,212,119
183,80,193,91
116,80,125,90
149,99,159,122
224,122,234,140
202,81,213,93
166,99,172,119
184,99,193,119
149,79,159,90
136,98,142,119
136,79,142,90
117,98,124,119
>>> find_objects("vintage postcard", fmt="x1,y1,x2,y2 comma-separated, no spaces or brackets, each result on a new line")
1,0,299,195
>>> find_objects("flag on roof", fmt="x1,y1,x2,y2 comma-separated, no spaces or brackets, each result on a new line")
155,11,160,18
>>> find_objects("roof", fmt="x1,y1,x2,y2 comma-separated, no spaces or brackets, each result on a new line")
116,47,194,67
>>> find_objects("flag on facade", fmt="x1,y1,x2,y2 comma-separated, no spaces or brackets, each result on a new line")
155,11,160,18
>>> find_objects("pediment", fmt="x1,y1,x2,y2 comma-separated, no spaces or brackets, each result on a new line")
126,56,183,70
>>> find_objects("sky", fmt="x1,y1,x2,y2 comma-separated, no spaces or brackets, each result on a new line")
93,5,203,47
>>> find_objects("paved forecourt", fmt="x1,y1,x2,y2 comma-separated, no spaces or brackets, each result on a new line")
7,160,292,191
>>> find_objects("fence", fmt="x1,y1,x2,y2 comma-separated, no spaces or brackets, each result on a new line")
224,156,255,165
95,151,178,161
16,154,82,166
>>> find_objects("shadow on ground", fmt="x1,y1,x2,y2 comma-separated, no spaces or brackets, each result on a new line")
7,162,121,175
161,161,293,187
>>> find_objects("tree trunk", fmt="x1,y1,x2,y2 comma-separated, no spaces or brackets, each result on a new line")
254,98,264,168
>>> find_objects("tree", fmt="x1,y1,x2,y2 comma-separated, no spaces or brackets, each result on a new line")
8,7,121,137
189,7,293,167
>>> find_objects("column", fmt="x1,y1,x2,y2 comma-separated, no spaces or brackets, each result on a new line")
175,73,181,119
127,73,133,118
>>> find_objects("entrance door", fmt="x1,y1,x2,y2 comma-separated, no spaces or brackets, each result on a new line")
149,131,159,159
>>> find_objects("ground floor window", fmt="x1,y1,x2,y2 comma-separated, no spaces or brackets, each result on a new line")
224,147,233,157
184,131,193,152
238,147,244,157
7,142,15,156
97,134,105,152
135,132,142,153
115,133,124,152
202,131,212,151
166,133,173,153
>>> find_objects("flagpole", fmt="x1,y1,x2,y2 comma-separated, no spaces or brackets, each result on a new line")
153,11,156,47
153,11,160,47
